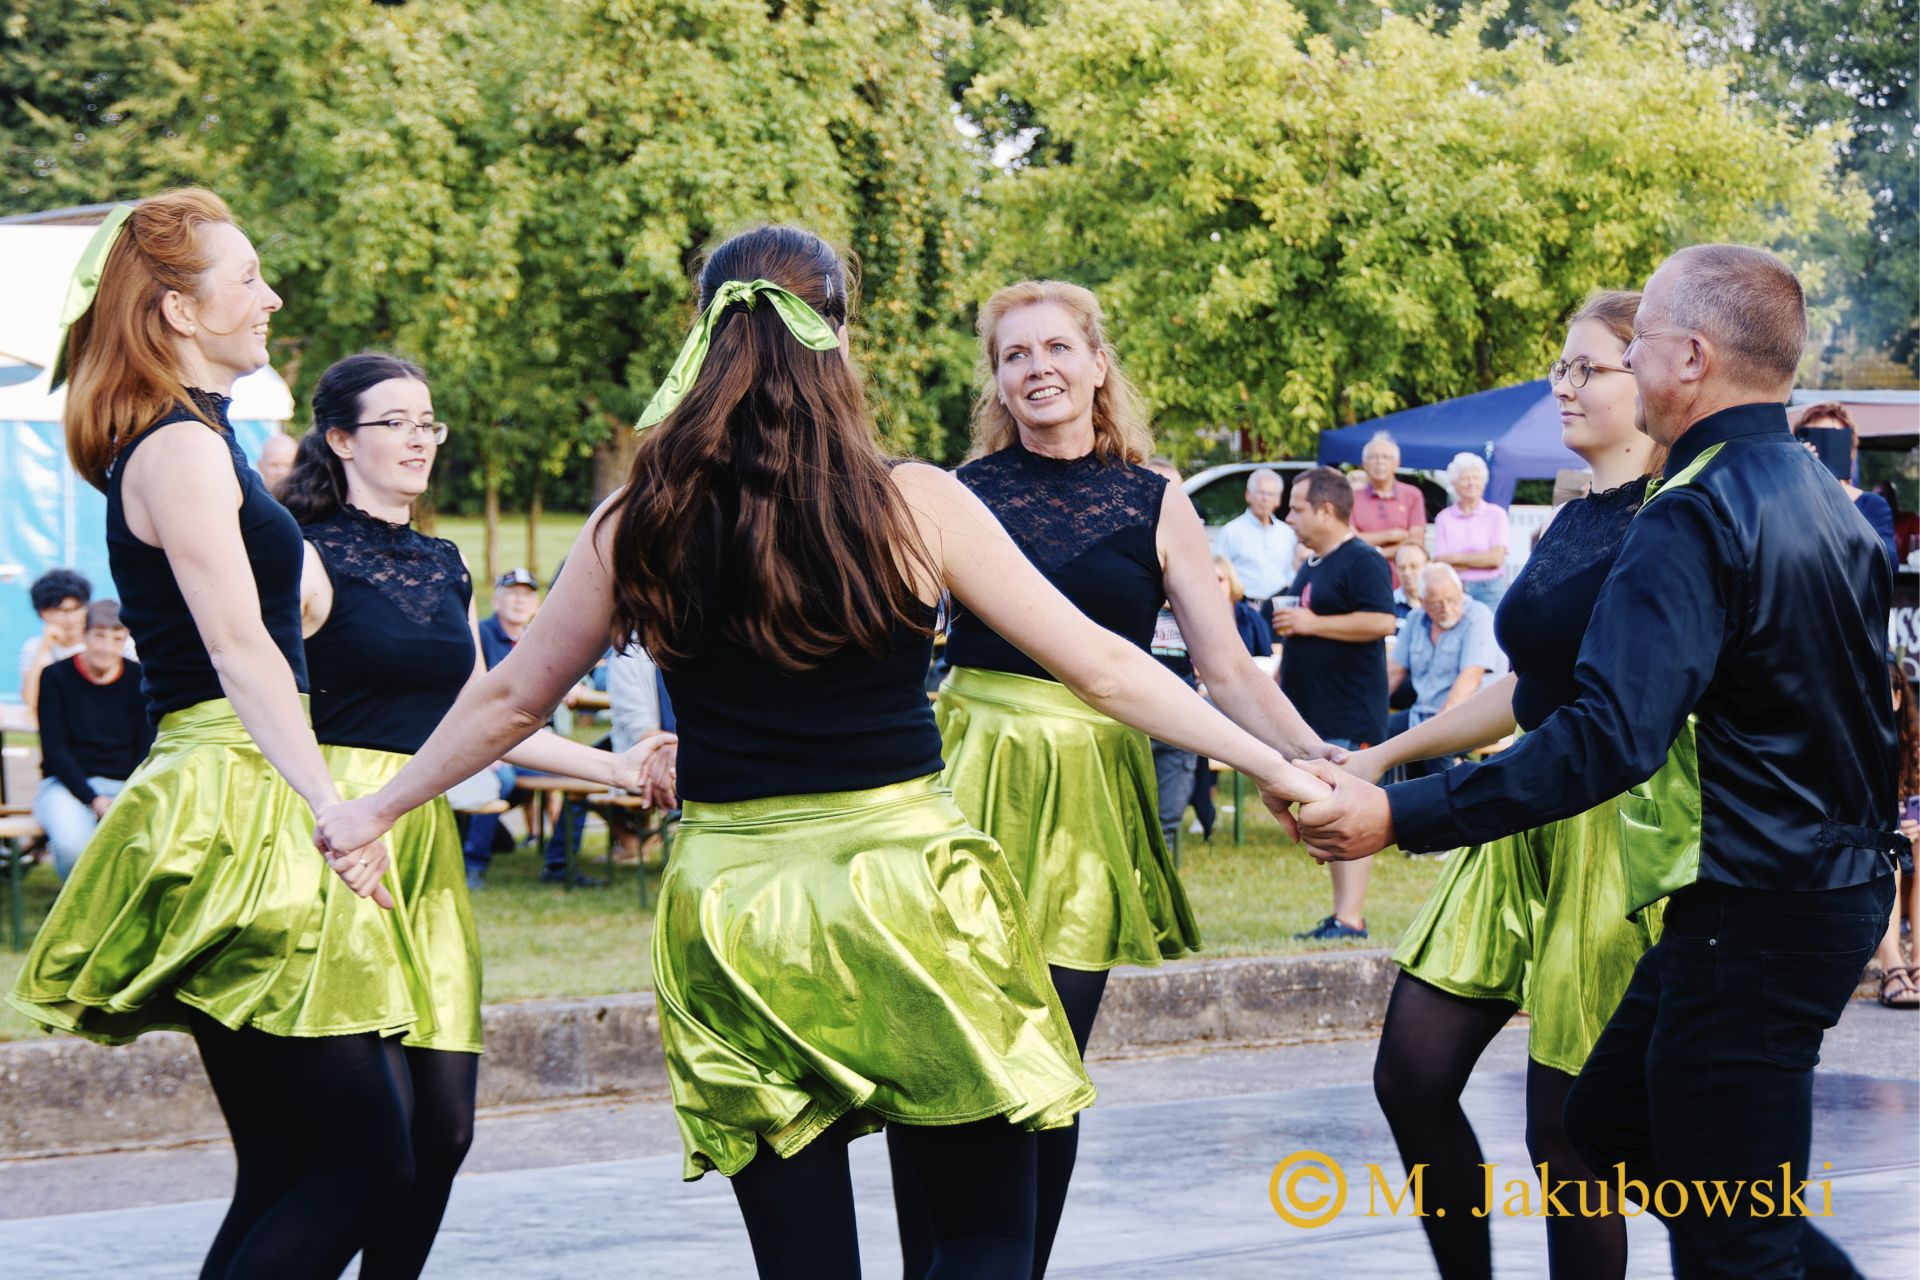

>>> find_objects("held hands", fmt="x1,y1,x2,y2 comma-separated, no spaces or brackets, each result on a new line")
312,797,398,910
1337,744,1388,785
1255,762,1333,842
1293,759,1394,863
612,731,680,809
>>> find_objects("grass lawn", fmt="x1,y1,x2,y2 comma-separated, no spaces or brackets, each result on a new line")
0,794,1444,1043
429,513,591,591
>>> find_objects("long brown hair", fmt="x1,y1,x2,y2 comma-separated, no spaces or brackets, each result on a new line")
64,188,237,491
607,225,932,671
969,280,1154,464
1568,289,1668,477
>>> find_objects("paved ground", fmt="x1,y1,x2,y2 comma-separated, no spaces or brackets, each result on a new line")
1,1000,1914,1278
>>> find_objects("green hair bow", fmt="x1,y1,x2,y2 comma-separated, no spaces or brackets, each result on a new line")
50,202,137,389
635,278,841,431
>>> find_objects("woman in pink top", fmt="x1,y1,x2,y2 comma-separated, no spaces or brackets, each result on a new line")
1434,452,1509,609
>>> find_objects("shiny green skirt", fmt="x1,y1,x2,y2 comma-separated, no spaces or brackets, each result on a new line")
937,666,1200,972
653,773,1096,1181
1393,730,1698,1075
8,700,439,1046
323,744,483,1054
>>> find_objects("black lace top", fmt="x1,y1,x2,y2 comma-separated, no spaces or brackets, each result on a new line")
1495,476,1649,731
944,442,1169,680
107,391,307,722
302,506,475,755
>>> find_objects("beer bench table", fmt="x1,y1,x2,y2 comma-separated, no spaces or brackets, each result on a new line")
514,773,673,907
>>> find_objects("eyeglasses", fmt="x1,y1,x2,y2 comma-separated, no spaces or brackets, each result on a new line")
356,417,448,444
1549,358,1631,389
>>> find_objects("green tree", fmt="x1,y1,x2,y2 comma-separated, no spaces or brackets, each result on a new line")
977,0,1868,459
55,0,981,573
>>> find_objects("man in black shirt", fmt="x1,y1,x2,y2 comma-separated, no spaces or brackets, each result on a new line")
1299,246,1900,1279
32,601,153,878
1274,466,1395,939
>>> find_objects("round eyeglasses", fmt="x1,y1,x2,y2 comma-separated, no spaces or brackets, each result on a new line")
1549,358,1631,390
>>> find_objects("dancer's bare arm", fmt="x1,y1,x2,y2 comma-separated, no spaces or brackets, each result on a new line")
1343,674,1518,783
123,422,390,904
897,464,1328,809
1157,482,1338,762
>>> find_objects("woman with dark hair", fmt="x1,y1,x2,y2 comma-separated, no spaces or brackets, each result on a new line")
1793,402,1897,566
924,279,1338,1277
7,190,424,1279
314,224,1327,1278
19,567,93,717
282,351,665,1276
1338,290,1693,1280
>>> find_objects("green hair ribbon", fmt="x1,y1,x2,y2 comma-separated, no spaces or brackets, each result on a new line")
50,202,137,389
635,278,841,431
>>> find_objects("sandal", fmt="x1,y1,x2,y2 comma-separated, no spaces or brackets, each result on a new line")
1878,966,1920,1009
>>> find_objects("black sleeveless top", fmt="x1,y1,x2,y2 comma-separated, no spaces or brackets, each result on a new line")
944,442,1168,681
660,549,944,803
1494,476,1649,732
107,392,308,722
303,506,475,755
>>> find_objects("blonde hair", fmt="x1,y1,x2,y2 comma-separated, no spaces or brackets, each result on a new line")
969,280,1155,464
1212,554,1246,603
65,188,237,490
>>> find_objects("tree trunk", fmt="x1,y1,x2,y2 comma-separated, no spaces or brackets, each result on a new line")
483,473,500,586
527,480,543,583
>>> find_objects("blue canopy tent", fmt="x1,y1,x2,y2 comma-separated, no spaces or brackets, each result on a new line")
1317,379,1581,508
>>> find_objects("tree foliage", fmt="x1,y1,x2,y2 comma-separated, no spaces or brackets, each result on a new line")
975,0,1868,458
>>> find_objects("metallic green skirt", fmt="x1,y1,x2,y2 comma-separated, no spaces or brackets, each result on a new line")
937,666,1200,972
1393,729,1699,1075
323,744,483,1054
7,700,439,1046
653,773,1096,1181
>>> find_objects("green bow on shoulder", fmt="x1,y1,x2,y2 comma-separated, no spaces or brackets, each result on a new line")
635,278,841,431
51,203,137,389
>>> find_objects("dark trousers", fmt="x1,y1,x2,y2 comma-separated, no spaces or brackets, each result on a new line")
1564,876,1894,1279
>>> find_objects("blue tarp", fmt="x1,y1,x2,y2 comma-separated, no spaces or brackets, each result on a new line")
0,419,277,700
1317,379,1582,507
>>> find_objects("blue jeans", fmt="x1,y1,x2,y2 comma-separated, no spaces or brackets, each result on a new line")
460,766,586,873
33,776,124,879
1463,576,1506,610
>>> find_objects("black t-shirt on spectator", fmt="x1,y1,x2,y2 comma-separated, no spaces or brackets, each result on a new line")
1278,536,1395,746
36,656,155,804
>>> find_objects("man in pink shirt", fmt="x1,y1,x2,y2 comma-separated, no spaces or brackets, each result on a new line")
1433,452,1510,608
1350,432,1427,589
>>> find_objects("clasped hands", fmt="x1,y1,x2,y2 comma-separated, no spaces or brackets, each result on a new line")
1251,744,1398,862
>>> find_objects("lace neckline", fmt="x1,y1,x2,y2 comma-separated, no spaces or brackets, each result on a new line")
339,502,413,532
183,387,234,428
1010,436,1103,472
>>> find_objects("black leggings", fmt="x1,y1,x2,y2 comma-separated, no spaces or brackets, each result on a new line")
1372,973,1628,1280
890,964,1108,1280
735,1114,1038,1279
190,1013,477,1280
360,1046,479,1279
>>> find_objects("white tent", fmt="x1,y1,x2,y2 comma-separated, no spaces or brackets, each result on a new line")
0,222,295,700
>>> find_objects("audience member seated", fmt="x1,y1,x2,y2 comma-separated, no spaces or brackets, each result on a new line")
1212,555,1273,659
1391,542,1429,619
32,601,153,878
18,569,91,719
1384,563,1507,782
